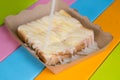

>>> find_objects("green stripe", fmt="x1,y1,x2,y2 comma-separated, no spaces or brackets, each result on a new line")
90,42,120,80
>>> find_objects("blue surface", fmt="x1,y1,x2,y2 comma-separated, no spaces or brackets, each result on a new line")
0,46,45,80
70,0,114,22
0,0,114,80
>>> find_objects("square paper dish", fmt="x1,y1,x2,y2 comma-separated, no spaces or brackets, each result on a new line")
5,0,113,74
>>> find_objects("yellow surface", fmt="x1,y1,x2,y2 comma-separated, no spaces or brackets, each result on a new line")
35,0,120,80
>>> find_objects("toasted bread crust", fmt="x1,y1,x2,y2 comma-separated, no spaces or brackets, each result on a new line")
17,29,27,42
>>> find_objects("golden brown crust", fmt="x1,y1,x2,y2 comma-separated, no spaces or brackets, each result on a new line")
36,51,47,63
17,29,27,43
37,51,72,65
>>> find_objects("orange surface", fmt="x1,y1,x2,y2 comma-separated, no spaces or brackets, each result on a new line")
35,0,120,80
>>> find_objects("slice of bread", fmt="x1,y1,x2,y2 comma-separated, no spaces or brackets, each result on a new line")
17,10,95,65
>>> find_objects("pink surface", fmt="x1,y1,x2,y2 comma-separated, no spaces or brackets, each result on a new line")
0,26,20,62
0,0,76,62
63,0,76,5
29,0,76,9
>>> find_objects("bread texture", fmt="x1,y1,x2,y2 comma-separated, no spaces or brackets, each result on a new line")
17,10,95,65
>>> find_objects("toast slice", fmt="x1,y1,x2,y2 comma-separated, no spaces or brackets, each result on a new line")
17,10,96,65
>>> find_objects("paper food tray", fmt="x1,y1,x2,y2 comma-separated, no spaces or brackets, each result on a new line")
5,0,113,74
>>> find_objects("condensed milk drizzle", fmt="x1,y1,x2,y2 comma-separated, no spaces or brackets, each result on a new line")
44,0,56,50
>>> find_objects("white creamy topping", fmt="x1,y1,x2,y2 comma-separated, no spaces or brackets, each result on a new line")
18,9,99,65
18,10,95,55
